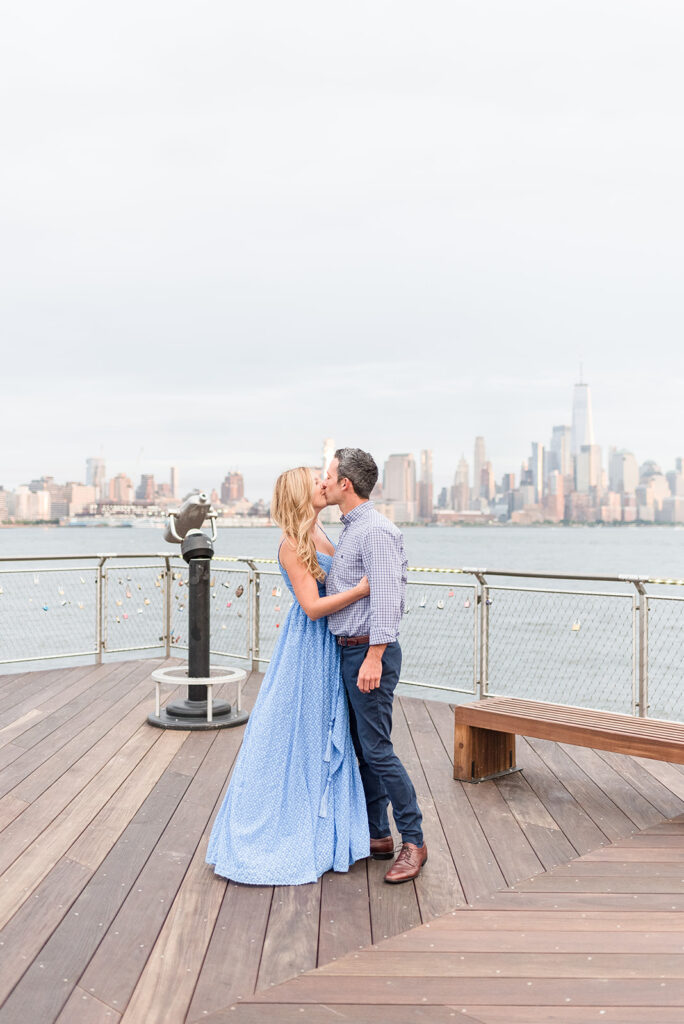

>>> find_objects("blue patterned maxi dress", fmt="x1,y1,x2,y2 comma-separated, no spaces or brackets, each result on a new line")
206,549,370,885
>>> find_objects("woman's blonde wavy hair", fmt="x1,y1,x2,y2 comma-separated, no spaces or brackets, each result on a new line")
271,467,325,582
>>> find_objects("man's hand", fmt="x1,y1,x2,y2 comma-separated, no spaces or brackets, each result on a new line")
357,645,386,692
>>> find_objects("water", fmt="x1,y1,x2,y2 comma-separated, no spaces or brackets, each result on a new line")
3,522,684,577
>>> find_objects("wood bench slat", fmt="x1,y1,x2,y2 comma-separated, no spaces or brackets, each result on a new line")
456,700,684,738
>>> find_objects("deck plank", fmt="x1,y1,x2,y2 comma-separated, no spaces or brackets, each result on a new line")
79,727,243,1014
315,949,684,977
454,1009,684,1023
361,699,421,941
80,670,264,1020
316,856,371,965
0,665,87,723
0,667,161,823
513,736,610,854
559,742,665,830
461,771,544,886
0,670,179,879
253,882,322,996
398,697,468,914
115,707,260,1023
379,926,684,952
0,662,168,803
525,736,638,842
238,973,684,1005
492,769,577,871
0,761,193,1023
595,747,684,819
185,882,273,1021
399,701,506,902
209,1006,485,1023
626,755,684,801
0,725,164,929
0,731,190,1003
0,665,115,767
55,987,122,1024
379,696,458,923
10,661,151,752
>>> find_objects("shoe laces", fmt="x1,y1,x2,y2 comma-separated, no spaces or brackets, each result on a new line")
395,843,415,865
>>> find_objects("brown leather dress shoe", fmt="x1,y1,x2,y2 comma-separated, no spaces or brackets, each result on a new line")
370,835,395,860
384,842,428,884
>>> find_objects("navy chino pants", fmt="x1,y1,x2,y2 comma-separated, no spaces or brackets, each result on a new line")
339,641,423,847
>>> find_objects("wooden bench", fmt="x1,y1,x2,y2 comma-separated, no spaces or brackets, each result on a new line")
453,696,684,783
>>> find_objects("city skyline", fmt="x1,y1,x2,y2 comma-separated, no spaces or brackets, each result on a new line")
3,378,684,525
2,377,680,503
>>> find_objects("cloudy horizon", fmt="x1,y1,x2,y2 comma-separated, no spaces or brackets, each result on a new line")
3,2,683,499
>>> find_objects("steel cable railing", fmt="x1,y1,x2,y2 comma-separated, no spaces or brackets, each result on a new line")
2,554,684,721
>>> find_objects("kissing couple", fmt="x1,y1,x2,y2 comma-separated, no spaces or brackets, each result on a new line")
207,447,427,885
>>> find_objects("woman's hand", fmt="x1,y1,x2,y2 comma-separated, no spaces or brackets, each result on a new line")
356,575,370,598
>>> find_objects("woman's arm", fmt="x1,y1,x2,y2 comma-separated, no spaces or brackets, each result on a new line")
280,543,369,622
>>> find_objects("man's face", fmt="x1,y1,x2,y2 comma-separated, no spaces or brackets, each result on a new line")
323,457,345,506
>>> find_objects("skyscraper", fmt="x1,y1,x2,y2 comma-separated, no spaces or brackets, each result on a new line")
221,472,245,503
571,381,595,457
383,454,417,522
418,449,433,520
544,470,565,521
481,461,496,502
576,445,602,493
86,457,106,500
473,436,486,504
136,474,155,501
549,425,572,477
452,456,469,511
609,450,638,494
109,474,134,504
170,466,179,499
529,442,544,503
322,438,336,477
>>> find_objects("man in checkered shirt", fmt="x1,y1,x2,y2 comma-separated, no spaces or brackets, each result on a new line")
324,448,426,884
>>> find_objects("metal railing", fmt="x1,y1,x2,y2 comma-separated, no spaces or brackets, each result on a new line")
2,554,684,722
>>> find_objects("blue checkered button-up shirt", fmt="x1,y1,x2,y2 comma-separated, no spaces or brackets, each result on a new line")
325,501,407,645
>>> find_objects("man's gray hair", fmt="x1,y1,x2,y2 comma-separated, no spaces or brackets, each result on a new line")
335,448,378,500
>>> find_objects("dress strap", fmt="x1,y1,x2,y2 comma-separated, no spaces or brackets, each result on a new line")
317,524,336,550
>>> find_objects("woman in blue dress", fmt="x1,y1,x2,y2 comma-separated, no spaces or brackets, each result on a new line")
206,466,371,885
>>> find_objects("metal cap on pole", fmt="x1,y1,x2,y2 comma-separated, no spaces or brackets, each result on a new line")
148,492,248,730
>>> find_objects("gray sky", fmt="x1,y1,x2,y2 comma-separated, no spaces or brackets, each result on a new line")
2,1,683,499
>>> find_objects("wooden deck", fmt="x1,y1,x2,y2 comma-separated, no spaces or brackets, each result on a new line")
0,660,683,1023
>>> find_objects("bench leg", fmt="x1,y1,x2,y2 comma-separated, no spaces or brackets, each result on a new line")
454,723,520,783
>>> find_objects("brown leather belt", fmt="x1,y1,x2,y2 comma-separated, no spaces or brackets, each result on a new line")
336,635,370,647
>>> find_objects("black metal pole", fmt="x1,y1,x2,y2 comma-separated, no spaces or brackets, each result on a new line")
162,533,233,725
187,557,210,698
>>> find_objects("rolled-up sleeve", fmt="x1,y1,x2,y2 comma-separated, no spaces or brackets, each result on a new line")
361,527,405,645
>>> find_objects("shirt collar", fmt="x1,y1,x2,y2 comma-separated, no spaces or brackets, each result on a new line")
340,500,374,526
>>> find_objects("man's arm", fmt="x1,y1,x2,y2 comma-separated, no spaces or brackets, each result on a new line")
357,527,404,692
357,642,386,692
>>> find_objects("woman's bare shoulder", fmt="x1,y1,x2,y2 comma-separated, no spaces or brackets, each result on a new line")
278,534,298,565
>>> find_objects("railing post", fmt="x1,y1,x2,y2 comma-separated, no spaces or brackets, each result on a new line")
475,572,489,698
245,560,260,672
95,556,106,665
164,556,172,659
635,581,649,717
631,590,638,717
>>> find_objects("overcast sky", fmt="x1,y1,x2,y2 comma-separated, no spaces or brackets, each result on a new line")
2,1,683,499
